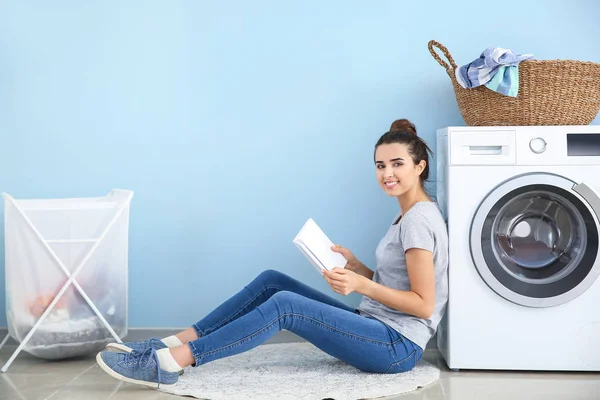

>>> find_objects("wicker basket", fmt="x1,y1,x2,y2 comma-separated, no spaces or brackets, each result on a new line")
428,40,600,126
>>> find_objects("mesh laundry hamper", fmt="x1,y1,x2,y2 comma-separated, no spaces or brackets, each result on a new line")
0,189,133,372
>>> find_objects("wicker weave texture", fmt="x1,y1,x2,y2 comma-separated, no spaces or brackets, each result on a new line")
428,40,600,126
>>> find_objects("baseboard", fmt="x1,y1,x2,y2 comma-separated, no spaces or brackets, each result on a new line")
122,328,307,344
0,327,438,349
0,327,306,347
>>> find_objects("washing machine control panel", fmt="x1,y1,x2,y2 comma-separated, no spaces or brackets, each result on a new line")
529,137,547,154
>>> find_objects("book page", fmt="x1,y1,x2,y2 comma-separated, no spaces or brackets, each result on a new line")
293,242,326,273
293,218,347,271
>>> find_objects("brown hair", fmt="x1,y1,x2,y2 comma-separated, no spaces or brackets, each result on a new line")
374,119,433,186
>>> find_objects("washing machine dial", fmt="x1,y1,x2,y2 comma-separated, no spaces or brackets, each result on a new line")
529,137,547,154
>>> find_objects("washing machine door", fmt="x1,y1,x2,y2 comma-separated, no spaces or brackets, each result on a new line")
470,172,600,307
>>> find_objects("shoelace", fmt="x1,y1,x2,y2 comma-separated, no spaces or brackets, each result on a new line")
144,338,163,350
128,338,162,355
123,347,163,387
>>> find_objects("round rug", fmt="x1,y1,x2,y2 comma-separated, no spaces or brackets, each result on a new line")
158,342,440,400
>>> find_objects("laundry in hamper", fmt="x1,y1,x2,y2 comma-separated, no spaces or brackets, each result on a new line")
1,190,133,370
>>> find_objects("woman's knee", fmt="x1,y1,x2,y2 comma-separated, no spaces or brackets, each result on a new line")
254,269,288,285
270,290,300,304
267,291,304,313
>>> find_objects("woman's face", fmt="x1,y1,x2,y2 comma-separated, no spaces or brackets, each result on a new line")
375,143,424,197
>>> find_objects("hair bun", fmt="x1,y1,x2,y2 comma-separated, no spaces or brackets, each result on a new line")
389,119,417,136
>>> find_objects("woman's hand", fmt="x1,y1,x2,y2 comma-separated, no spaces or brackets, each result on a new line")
331,244,361,271
322,268,367,296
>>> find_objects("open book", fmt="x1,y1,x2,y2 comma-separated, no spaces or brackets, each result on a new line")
293,218,347,273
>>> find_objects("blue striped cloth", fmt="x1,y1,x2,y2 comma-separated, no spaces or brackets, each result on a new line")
455,47,534,97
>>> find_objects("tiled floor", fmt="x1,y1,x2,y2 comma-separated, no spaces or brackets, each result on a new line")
1,344,599,400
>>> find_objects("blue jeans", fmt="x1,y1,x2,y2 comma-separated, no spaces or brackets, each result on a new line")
187,270,422,373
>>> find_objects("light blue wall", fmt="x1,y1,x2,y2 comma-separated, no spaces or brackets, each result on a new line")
1,1,599,328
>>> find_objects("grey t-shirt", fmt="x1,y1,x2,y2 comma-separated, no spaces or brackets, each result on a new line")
357,201,449,350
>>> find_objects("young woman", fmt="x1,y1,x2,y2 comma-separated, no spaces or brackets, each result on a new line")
96,119,449,389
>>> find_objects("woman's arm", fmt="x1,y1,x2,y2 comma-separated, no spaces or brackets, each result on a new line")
346,260,375,280
359,248,435,319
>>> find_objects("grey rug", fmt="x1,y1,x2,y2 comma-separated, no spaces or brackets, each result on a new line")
158,342,440,400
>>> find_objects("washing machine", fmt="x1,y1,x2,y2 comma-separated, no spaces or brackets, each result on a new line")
436,125,600,371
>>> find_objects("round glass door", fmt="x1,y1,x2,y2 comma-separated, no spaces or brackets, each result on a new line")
470,173,600,307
